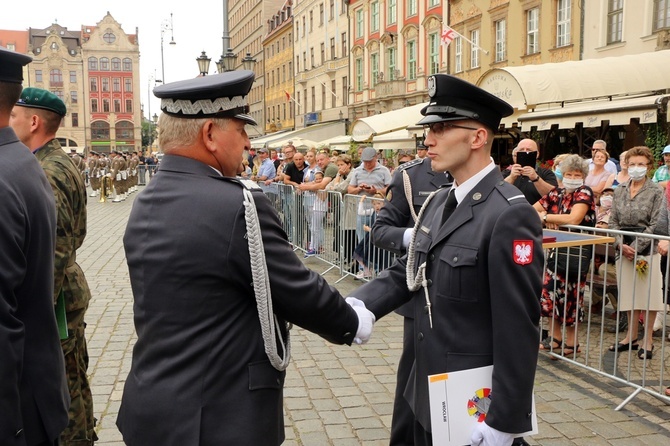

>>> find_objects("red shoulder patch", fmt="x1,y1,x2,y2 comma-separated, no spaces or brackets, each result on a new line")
513,240,533,265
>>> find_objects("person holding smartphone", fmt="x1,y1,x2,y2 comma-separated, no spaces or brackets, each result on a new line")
502,138,557,204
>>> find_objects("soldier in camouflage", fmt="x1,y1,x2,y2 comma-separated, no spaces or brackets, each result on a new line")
10,87,97,445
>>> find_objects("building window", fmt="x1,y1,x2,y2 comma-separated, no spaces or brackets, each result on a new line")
35,70,43,82
331,80,337,108
320,3,324,25
454,37,462,73
100,57,109,71
72,113,78,127
296,55,300,72
310,48,315,68
387,47,396,80
370,52,379,87
407,40,417,80
527,8,539,54
342,75,348,105
111,57,121,71
91,121,109,140
124,78,132,92
102,78,110,92
311,86,315,112
428,32,439,75
91,99,98,113
607,0,624,43
471,30,480,68
88,57,98,70
387,0,396,25
495,19,506,62
320,43,325,64
557,0,571,47
331,37,336,59
429,0,439,7
103,32,116,44
123,58,132,71
342,32,348,57
70,71,77,83
90,77,97,92
303,52,307,70
321,84,326,109
371,1,379,32
355,58,363,91
71,91,78,104
103,99,110,113
113,78,121,92
125,99,133,113
302,16,306,36
310,11,313,31
114,99,121,113
330,0,335,19
50,69,63,87
654,0,670,30
408,0,417,17
356,8,364,38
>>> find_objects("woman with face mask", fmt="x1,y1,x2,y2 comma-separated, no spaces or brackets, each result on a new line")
608,146,664,359
533,155,596,357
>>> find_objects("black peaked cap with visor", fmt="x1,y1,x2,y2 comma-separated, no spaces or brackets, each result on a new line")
417,74,513,132
153,70,257,126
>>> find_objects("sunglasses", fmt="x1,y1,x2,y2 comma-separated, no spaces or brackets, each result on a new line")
424,122,479,137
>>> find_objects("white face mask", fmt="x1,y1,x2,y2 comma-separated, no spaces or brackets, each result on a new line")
562,178,584,191
628,166,648,181
600,195,613,209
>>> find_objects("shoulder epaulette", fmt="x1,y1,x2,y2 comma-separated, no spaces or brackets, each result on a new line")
236,178,263,191
396,157,424,172
495,180,527,203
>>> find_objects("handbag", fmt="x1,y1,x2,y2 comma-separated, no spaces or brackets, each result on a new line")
548,244,593,280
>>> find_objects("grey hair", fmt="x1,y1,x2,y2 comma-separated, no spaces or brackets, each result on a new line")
159,114,230,153
593,139,607,149
560,154,589,178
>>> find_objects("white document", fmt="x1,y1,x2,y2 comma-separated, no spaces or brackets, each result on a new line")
428,365,538,445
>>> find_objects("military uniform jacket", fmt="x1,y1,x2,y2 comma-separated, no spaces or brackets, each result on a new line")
35,139,91,312
117,154,360,446
353,169,543,434
0,127,69,445
371,158,451,317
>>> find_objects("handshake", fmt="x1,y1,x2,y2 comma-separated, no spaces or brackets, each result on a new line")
345,297,376,345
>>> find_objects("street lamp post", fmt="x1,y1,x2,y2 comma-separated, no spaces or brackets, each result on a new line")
196,51,212,76
160,13,176,83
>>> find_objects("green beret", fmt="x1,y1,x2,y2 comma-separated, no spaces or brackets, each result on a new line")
16,87,67,117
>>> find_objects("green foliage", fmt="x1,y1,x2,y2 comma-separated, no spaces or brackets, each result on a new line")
645,124,669,163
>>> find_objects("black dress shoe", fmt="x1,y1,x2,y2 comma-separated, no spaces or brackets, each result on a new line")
638,345,654,359
607,313,628,334
512,438,530,446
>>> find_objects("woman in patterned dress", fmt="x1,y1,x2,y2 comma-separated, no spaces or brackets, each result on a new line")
608,146,664,359
534,155,596,355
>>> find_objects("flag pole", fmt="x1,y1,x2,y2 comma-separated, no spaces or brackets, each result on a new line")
445,26,489,55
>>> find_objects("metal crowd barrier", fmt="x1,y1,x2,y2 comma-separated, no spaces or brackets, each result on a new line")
542,225,670,408
138,165,159,185
262,183,670,408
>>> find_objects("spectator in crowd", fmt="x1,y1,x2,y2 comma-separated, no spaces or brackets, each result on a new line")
305,169,327,257
240,158,252,178
589,188,618,314
587,140,618,174
325,154,357,266
535,155,596,357
552,153,570,188
654,182,670,400
117,70,374,445
246,147,256,165
282,151,307,186
347,147,392,242
11,87,97,444
608,146,664,359
0,44,69,446
395,150,414,169
352,194,390,279
502,138,557,204
612,150,629,188
585,148,614,197
652,145,670,189
415,142,428,159
298,151,338,192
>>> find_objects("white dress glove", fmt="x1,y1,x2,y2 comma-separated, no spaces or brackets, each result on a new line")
345,297,375,344
470,422,514,446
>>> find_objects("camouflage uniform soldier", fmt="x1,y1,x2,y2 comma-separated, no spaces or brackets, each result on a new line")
88,152,100,197
10,88,97,445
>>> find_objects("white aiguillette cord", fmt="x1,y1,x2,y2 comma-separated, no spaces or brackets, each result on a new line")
242,188,290,371
405,189,442,328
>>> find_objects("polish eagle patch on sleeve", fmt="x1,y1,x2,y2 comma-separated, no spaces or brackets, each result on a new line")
513,240,533,265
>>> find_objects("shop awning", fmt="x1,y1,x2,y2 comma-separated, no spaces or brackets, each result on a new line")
517,94,670,131
250,121,346,149
350,103,427,142
317,134,353,151
477,50,670,110
371,129,416,150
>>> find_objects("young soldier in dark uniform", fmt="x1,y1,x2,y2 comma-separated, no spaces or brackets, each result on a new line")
116,70,375,445
350,74,543,446
0,45,70,446
371,151,451,446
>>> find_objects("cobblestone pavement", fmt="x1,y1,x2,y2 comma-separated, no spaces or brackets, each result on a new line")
80,188,669,445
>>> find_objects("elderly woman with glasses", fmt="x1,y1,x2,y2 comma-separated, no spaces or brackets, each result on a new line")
608,146,664,359
534,154,596,357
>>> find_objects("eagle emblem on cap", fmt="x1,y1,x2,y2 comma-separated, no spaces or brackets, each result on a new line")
427,76,436,98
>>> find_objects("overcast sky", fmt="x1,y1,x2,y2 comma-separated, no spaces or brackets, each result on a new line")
0,2,230,120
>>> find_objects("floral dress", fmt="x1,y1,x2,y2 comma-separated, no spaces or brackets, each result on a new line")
537,186,596,325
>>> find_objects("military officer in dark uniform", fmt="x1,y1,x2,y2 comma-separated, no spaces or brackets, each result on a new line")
116,70,375,446
0,45,70,446
351,74,543,446
371,149,451,445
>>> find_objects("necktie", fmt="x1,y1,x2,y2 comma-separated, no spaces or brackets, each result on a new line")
441,189,458,226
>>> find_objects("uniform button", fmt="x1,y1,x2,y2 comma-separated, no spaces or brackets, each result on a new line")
15,429,23,437
453,257,458,262
429,254,435,261
391,241,396,247
427,279,433,287
418,332,424,341
344,332,351,337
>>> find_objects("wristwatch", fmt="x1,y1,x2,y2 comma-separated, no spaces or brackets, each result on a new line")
531,175,540,182
543,213,548,222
